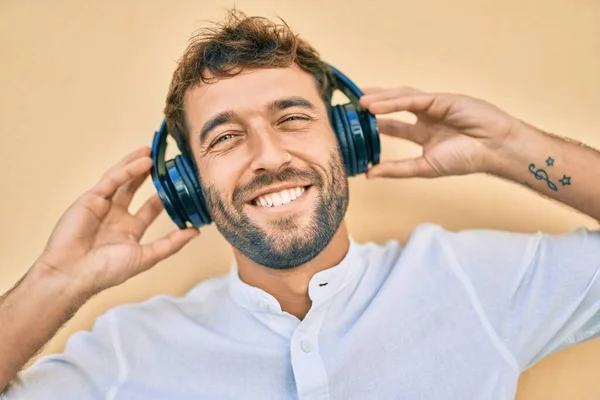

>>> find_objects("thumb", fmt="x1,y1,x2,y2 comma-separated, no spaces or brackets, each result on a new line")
367,157,437,179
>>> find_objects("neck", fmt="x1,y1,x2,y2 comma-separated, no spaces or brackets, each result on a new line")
233,222,350,320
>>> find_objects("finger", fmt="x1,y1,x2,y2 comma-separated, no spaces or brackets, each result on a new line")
376,118,426,145
136,228,200,272
360,87,424,108
367,157,438,179
90,156,153,199
135,193,164,227
367,93,449,118
101,146,151,183
360,87,385,95
113,167,151,207
118,146,151,166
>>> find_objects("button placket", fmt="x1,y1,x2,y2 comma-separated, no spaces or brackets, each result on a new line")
290,301,332,400
300,340,313,353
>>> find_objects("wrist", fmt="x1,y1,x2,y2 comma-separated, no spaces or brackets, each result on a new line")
486,119,546,181
29,260,95,307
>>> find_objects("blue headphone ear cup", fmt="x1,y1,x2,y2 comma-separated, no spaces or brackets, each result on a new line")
361,111,381,165
331,105,352,176
328,63,381,172
152,161,187,229
342,103,368,174
165,158,204,227
175,155,212,226
336,104,359,176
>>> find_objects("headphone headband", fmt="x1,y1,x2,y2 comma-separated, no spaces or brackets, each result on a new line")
328,64,362,103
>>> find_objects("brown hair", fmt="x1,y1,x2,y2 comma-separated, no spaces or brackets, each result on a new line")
164,9,335,156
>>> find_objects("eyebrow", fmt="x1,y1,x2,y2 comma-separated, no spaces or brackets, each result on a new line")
199,110,237,146
198,96,317,146
267,96,316,112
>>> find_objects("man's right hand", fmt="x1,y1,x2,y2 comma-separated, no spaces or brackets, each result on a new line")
34,146,200,297
0,146,200,393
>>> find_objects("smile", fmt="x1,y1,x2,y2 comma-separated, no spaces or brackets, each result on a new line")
252,186,309,208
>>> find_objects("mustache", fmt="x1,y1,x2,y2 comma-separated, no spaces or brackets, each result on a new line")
233,167,323,207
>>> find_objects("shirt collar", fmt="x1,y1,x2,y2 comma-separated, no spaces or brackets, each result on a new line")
228,238,363,314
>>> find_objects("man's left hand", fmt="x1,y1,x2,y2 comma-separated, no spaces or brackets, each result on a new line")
359,87,521,179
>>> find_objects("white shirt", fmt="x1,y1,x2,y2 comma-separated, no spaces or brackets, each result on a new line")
4,223,600,400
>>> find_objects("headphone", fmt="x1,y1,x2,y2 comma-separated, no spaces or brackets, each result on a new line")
151,64,380,229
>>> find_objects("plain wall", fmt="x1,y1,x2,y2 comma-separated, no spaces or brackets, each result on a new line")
1,0,599,398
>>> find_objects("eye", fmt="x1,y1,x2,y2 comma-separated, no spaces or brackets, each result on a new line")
210,133,235,148
281,115,310,123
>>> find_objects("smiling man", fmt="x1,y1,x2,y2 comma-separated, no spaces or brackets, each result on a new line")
1,9,600,400
190,68,349,271
183,65,351,318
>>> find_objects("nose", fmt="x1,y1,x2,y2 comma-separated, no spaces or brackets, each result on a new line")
248,128,291,174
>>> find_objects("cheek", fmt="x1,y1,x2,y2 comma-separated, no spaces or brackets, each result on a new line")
199,160,241,201
295,128,339,163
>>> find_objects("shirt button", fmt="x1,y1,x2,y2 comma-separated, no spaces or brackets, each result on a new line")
300,340,313,353
258,300,269,310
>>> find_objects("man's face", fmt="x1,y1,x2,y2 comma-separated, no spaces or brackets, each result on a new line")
184,65,349,270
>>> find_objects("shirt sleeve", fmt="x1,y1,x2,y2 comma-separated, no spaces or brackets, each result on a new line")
440,225,600,371
2,312,121,400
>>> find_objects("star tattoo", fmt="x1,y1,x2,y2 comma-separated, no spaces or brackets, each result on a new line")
559,175,571,186
545,157,555,167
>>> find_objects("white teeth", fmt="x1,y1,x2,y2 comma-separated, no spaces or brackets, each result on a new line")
271,192,282,206
253,186,307,208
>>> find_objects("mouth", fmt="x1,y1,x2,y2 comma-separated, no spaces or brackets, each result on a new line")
249,185,312,209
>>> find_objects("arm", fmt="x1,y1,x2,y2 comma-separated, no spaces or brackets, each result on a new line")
490,121,600,221
359,87,600,368
0,146,199,393
359,88,600,221
0,265,87,392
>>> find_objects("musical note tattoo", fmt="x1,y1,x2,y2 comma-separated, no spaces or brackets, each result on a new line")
528,163,558,191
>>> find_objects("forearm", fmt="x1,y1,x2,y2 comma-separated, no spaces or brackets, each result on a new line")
0,264,89,392
489,120,600,221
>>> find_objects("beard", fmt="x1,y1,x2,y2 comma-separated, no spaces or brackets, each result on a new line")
203,149,349,270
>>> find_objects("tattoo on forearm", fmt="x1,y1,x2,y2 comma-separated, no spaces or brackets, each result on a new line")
528,163,558,191
559,175,571,186
527,156,571,191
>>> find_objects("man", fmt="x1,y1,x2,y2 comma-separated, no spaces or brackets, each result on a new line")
1,9,599,400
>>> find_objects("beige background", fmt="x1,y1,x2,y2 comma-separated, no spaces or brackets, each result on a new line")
1,0,599,398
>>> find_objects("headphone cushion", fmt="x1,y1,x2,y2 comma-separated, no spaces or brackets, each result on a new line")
342,103,368,174
152,166,187,228
166,158,203,227
336,105,358,176
360,110,381,165
331,105,353,176
175,155,212,226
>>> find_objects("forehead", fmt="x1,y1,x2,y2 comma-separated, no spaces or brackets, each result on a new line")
183,65,324,126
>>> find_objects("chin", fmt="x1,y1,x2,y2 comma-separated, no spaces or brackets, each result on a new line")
207,177,346,270
254,208,315,238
